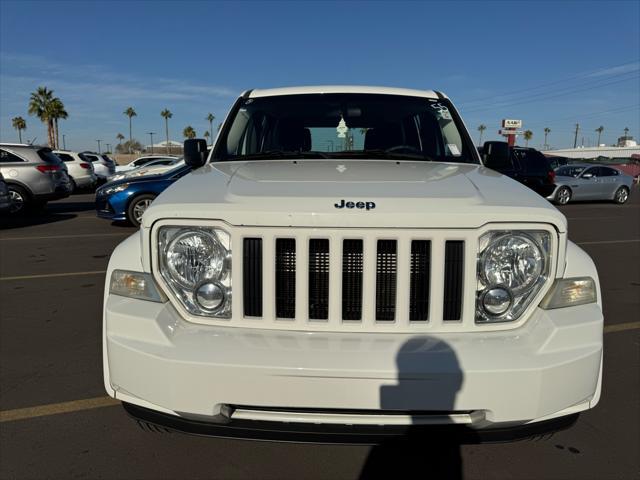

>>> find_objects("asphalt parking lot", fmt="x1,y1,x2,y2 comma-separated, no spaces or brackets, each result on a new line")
1,191,639,480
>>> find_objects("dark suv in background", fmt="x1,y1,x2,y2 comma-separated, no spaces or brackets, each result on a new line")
481,141,556,198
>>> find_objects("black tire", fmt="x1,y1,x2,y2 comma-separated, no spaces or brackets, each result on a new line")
555,186,572,205
7,184,30,214
614,186,630,204
126,194,156,227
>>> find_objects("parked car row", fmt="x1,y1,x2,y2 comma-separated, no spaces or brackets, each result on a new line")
1,140,634,220
115,155,179,173
479,141,633,205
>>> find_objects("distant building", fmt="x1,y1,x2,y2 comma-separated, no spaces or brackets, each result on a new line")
616,135,637,147
144,140,183,149
144,140,183,155
544,145,640,159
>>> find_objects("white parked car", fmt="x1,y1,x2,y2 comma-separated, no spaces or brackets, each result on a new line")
103,86,603,442
114,155,178,173
80,152,116,182
108,158,183,182
53,150,97,191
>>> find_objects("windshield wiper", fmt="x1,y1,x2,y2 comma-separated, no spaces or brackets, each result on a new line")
233,150,329,160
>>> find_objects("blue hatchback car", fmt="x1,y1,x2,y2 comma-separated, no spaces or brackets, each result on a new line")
95,163,191,226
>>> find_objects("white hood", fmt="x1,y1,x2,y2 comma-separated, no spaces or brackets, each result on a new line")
143,159,566,232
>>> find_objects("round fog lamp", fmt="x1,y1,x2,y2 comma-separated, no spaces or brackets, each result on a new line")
482,287,512,316
194,282,225,312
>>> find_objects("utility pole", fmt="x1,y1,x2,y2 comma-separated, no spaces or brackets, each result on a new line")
62,134,66,150
573,123,580,149
106,143,111,154
147,132,155,154
96,139,102,154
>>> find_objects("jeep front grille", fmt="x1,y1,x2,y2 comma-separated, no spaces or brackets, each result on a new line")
240,231,470,331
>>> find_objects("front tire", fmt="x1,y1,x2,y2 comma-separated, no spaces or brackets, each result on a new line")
614,186,629,204
555,186,572,205
127,194,156,227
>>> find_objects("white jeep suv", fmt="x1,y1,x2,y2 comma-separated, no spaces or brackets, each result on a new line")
103,86,602,441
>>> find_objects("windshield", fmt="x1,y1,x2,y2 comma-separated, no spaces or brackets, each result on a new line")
214,93,478,163
556,166,585,177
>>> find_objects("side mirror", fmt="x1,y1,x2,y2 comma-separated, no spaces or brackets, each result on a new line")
482,141,511,169
184,139,209,168
582,172,594,179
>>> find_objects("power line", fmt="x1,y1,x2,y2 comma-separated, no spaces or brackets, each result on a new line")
461,74,640,113
458,60,640,105
523,103,640,130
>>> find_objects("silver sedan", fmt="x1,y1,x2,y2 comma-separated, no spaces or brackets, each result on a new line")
547,164,634,205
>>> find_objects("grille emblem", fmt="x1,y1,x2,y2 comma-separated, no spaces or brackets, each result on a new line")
335,199,376,210
336,164,347,173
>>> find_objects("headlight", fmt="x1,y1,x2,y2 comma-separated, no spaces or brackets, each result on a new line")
158,226,231,318
101,183,129,195
476,230,551,323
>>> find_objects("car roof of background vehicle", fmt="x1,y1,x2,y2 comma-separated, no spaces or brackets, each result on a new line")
0,143,41,149
248,85,442,99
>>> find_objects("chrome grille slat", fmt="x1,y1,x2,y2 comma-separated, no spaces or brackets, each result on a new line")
275,238,296,319
375,240,397,321
443,240,464,321
409,240,431,321
308,239,330,320
342,239,363,321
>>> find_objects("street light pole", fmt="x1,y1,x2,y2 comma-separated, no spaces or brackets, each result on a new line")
96,139,102,154
147,132,155,154
106,143,111,154
62,134,66,150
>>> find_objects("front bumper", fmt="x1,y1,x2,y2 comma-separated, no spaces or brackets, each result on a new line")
104,294,603,432
95,193,126,221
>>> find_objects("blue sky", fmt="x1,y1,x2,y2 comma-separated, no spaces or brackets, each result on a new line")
1,0,638,151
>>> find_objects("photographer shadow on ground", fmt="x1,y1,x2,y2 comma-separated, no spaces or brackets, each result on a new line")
360,337,464,479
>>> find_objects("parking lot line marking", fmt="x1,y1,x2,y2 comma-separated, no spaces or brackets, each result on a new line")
0,271,106,281
0,232,130,241
577,239,640,245
1,321,639,423
604,322,640,334
0,397,119,423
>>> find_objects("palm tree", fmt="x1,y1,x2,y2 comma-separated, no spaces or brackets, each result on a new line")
623,127,630,137
116,133,125,145
595,126,604,146
203,130,211,145
11,117,27,143
523,130,533,147
49,98,68,149
543,127,551,149
183,125,196,139
161,109,173,154
477,124,487,146
206,113,215,141
28,86,56,147
123,107,137,152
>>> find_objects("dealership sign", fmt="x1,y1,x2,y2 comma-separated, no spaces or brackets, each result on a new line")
502,119,522,129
